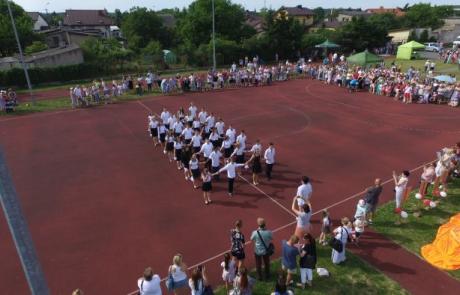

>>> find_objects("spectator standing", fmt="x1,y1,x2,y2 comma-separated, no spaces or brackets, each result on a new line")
291,197,312,239
296,176,313,208
393,170,410,210
232,267,255,295
331,217,350,265
264,143,276,180
138,267,161,295
230,220,246,268
168,254,189,295
319,210,331,246
221,253,236,294
364,178,383,224
188,267,208,295
281,235,299,286
298,233,317,288
250,218,273,280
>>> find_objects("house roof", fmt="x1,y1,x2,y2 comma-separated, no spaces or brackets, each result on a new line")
315,19,343,29
338,10,372,17
245,11,264,32
27,12,41,22
40,27,102,38
63,9,113,26
280,6,314,16
366,7,405,17
25,45,81,62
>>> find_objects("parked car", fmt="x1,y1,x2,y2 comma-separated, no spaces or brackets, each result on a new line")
424,43,440,52
453,36,460,46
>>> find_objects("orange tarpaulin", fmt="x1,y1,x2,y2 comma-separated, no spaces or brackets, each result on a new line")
421,213,460,270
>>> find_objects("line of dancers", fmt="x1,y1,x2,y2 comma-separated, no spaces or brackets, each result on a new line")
147,102,276,205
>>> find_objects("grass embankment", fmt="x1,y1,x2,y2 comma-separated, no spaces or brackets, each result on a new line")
384,58,459,76
214,246,407,295
0,90,164,117
372,178,460,280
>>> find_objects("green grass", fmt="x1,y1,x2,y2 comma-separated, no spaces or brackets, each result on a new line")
214,246,407,295
372,178,460,280
0,90,164,117
384,58,460,76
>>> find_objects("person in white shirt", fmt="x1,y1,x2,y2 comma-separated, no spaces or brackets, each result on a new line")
213,157,247,196
236,130,247,149
157,123,167,148
221,136,233,159
209,146,223,179
189,102,198,119
296,176,313,208
148,115,159,147
173,120,184,137
206,113,216,129
264,142,275,180
232,140,246,164
160,108,171,129
191,131,202,154
393,170,410,210
198,108,208,125
181,125,194,144
250,139,262,153
209,128,220,147
199,139,214,168
174,137,184,170
192,118,201,132
137,267,161,295
215,118,225,137
226,125,236,145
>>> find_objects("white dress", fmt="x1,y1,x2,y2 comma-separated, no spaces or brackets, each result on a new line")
331,226,349,264
395,176,408,209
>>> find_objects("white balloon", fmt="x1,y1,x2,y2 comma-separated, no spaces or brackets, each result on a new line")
400,211,409,219
430,201,437,208
440,191,447,198
415,193,422,199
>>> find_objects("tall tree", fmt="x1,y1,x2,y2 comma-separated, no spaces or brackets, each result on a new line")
0,0,37,57
177,0,253,47
265,10,304,59
121,7,167,50
404,3,453,29
337,16,389,51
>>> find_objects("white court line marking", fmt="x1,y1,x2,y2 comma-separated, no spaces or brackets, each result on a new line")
238,175,296,218
126,160,430,295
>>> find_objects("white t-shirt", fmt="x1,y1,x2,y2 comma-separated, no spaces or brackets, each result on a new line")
219,162,245,178
199,111,207,123
191,135,202,147
160,111,170,124
210,151,222,167
200,142,214,158
215,121,225,135
189,105,197,118
181,128,193,140
226,128,236,143
236,133,247,147
138,275,162,295
296,183,312,205
264,147,275,164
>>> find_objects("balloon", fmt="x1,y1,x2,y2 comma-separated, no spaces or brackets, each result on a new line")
430,201,437,208
440,191,447,198
394,207,402,214
415,193,422,199
400,211,409,219
423,199,431,207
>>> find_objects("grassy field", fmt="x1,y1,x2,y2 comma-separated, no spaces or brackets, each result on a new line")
372,178,460,280
384,58,460,76
0,90,164,117
214,245,407,295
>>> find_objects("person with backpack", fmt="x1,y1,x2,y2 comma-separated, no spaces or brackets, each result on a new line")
331,217,350,265
250,218,273,281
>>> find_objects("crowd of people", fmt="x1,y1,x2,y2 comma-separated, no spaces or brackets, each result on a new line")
299,57,459,107
0,88,18,113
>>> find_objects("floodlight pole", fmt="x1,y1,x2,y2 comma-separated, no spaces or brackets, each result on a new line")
0,148,49,295
212,0,216,71
7,0,35,105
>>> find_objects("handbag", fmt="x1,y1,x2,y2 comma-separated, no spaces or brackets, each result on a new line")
203,285,214,295
257,230,275,256
165,268,175,291
329,228,344,253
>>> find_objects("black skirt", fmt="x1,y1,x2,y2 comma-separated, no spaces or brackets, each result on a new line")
150,128,158,137
166,142,174,151
202,181,212,192
224,148,232,158
236,154,245,164
191,168,201,178
252,157,262,174
159,133,166,143
175,149,182,160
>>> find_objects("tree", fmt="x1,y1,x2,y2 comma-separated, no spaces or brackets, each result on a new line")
0,0,37,57
368,13,403,32
312,7,326,24
419,29,429,43
302,29,337,49
45,11,63,27
177,0,253,47
142,40,164,64
121,7,167,50
25,41,47,55
265,10,304,59
404,4,453,29
337,16,389,52
81,38,132,71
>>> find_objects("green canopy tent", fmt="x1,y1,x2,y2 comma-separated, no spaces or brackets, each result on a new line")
315,39,340,48
163,50,177,65
347,50,383,66
396,41,425,60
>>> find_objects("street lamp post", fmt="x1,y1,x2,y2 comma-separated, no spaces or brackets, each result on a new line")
212,0,216,71
6,0,35,104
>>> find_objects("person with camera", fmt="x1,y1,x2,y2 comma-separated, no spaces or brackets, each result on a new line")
188,266,209,295
250,218,273,281
137,267,161,295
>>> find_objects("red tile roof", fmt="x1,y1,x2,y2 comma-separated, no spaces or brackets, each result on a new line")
63,9,113,26
366,7,406,17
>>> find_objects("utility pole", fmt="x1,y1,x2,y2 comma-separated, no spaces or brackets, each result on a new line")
212,0,216,71
0,148,49,295
7,0,35,104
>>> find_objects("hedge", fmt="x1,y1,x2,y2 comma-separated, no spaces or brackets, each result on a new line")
0,63,141,88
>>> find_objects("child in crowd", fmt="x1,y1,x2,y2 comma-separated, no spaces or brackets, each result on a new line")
221,253,236,294
352,216,365,245
354,199,367,221
319,210,331,246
